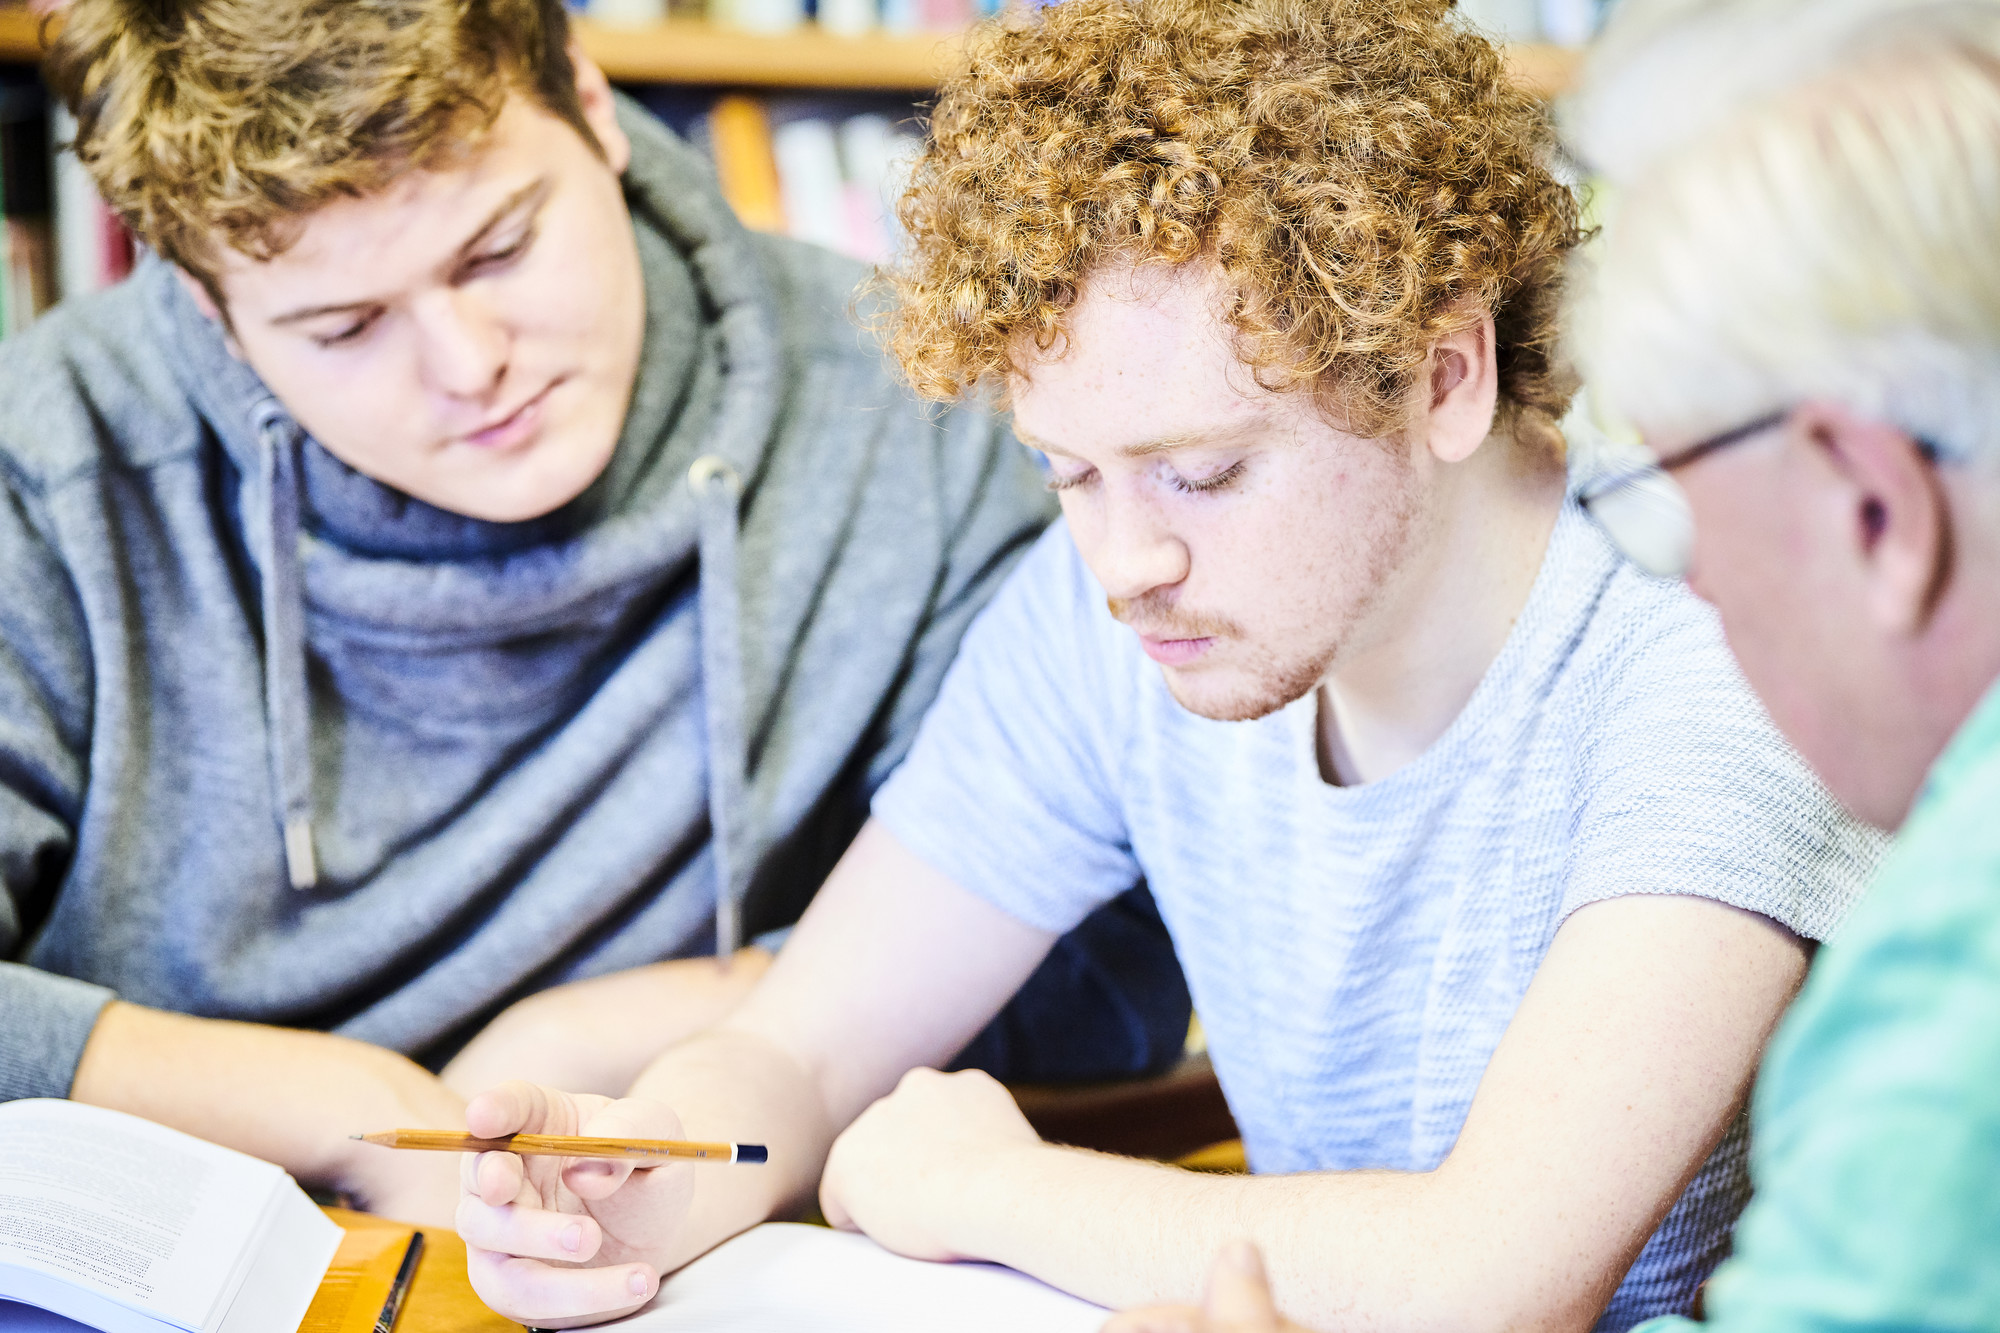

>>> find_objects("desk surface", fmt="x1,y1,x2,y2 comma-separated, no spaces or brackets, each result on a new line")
321,1209,522,1333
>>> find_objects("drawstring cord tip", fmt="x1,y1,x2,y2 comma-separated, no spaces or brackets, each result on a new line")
284,816,319,891
689,454,747,963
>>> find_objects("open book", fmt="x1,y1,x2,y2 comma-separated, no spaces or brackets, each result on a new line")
609,1222,1110,1333
0,1100,342,1333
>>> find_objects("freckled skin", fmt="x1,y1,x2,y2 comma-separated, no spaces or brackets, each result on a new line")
1010,264,1428,725
198,75,644,524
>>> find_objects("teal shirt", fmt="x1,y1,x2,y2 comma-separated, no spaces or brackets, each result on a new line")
1639,681,2000,1332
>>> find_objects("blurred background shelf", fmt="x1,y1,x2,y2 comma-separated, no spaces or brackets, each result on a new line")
0,10,1579,95
0,9,38,60
580,19,957,89
1506,42,1584,100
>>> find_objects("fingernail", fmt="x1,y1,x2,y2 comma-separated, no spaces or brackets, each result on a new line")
560,1223,583,1253
628,1268,650,1297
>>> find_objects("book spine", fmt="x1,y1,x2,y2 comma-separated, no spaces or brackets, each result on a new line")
0,138,10,339
837,111,916,264
1,77,55,338
716,0,806,32
49,104,138,301
817,0,877,37
587,0,669,25
1537,0,1599,46
707,95,787,234
772,115,848,254
1455,0,1544,42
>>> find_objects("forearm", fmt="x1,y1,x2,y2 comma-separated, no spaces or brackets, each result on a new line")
71,1001,465,1193
441,950,773,1100
625,1025,840,1272
942,1145,1539,1332
1007,900,1804,1330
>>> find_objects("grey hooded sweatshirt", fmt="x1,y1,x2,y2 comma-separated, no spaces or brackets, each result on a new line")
0,98,1188,1100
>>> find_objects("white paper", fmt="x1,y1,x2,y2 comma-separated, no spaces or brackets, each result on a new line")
608,1224,1109,1333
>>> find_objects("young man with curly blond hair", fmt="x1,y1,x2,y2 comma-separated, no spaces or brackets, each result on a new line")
455,2,1881,1329
0,0,1200,1230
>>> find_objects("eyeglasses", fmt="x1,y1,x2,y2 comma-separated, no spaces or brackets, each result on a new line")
1579,409,1945,579
1576,409,1790,579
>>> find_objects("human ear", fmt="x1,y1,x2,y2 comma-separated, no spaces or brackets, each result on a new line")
569,43,632,175
175,267,222,322
1797,402,1951,636
174,267,246,360
1423,311,1500,465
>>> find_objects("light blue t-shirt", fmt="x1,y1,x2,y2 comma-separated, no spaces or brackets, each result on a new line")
873,504,1883,1331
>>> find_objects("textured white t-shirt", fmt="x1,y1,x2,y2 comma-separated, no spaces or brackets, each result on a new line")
872,503,1884,1331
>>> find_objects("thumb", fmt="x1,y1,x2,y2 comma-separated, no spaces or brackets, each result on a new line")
1205,1241,1283,1327
465,1079,564,1140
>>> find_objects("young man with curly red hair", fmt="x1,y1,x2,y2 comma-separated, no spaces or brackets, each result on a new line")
455,2,1882,1328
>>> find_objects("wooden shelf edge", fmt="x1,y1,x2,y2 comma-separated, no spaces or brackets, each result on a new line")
0,8,959,90
579,17,959,90
0,9,1577,96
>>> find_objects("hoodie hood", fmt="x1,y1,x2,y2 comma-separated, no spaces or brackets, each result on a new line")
153,96,774,948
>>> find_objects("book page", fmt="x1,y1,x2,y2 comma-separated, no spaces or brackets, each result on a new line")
607,1224,1109,1333
212,1184,341,1333
0,1101,282,1332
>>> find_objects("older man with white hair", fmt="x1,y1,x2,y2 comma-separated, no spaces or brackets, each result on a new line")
1114,1,2000,1329
1560,1,2000,1327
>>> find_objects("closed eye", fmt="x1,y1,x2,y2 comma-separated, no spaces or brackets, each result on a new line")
1167,460,1246,495
462,226,536,280
311,312,381,348
1045,465,1098,493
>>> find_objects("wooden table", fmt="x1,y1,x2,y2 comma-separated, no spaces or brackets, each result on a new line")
317,1209,522,1333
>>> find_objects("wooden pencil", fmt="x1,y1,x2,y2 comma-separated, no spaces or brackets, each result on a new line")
351,1128,769,1164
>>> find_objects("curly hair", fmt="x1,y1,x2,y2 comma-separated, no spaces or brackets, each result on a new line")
884,0,1586,448
43,0,592,299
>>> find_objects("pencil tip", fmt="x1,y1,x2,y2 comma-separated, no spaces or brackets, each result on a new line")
348,1133,364,1140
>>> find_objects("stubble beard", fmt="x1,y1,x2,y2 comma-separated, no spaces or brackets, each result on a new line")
1134,463,1424,724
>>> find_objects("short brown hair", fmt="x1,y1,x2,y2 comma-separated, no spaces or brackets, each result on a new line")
45,0,592,294
885,0,1585,448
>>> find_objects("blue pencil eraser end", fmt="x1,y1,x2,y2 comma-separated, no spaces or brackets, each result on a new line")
737,1143,769,1165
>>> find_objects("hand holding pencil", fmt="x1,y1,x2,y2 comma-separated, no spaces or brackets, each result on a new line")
451,1081,707,1325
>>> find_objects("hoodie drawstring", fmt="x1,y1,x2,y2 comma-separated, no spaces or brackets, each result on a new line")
252,399,319,891
688,455,747,959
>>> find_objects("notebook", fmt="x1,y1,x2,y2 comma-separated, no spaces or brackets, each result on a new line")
606,1222,1109,1333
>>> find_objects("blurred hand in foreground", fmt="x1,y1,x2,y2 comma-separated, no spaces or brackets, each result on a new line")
1102,1241,1319,1333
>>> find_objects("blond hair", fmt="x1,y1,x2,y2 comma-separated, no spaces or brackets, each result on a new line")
45,0,593,299
1570,0,2000,464
881,0,1585,448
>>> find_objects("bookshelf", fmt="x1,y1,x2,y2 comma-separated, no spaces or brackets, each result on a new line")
0,8,1581,97
0,9,37,61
